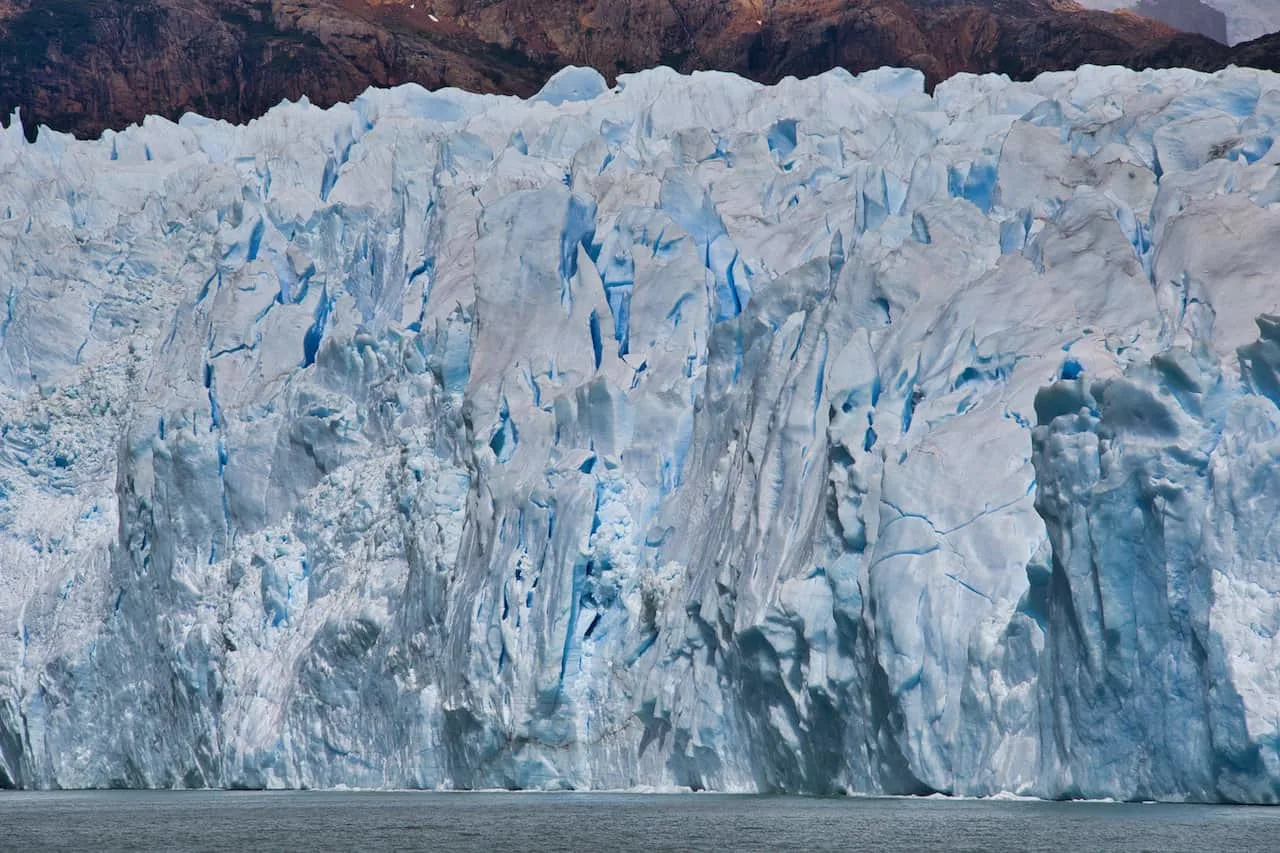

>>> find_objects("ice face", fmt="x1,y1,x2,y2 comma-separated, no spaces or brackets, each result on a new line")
2,64,1280,801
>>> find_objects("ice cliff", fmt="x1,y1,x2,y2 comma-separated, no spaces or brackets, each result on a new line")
3,62,1280,801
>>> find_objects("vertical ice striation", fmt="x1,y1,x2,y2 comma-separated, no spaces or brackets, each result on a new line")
2,64,1280,800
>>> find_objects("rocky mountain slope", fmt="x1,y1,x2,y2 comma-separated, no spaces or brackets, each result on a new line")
0,0,555,139
0,0,1275,139
1233,31,1280,72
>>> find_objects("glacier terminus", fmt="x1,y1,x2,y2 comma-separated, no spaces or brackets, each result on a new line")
3,62,1280,802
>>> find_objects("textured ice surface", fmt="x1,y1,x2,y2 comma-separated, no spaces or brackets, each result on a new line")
3,63,1280,800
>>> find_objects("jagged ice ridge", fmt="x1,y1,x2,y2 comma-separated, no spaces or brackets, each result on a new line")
3,62,1280,801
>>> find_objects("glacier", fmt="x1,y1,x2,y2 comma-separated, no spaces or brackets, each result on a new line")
3,61,1280,801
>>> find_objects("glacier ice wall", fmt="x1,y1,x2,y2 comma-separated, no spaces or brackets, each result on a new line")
3,62,1280,801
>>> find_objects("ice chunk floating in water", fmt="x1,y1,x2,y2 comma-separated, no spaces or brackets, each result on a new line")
3,63,1280,801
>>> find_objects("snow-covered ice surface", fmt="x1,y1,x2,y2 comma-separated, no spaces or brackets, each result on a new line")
3,62,1280,801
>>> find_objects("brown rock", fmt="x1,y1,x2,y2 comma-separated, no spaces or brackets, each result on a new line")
0,0,1271,140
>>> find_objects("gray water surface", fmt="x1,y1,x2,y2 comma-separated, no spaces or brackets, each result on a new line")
1,791,1276,852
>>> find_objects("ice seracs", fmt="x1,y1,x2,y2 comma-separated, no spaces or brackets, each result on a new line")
2,63,1280,801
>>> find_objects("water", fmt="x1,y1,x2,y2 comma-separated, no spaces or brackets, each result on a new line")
1,791,1277,852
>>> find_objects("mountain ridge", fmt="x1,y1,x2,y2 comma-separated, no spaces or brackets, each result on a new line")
2,0,1277,140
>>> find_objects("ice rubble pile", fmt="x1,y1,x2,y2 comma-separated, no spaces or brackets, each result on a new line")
3,62,1280,801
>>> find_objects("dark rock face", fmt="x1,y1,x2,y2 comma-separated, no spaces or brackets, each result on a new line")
1130,0,1229,44
0,0,557,138
0,0,1272,139
1231,31,1280,78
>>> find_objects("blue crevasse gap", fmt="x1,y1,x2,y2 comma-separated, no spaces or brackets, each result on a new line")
609,286,633,356
1000,210,1033,255
302,287,334,368
205,362,223,431
246,218,265,262
949,160,998,214
902,386,919,434
767,119,798,160
708,240,747,323
911,213,932,245
659,173,747,321
439,311,473,397
560,194,598,284
857,169,892,234
490,400,519,463
559,555,591,685
599,230,636,356
589,310,603,370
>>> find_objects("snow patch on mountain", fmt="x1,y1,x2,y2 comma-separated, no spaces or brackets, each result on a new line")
1076,0,1279,45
